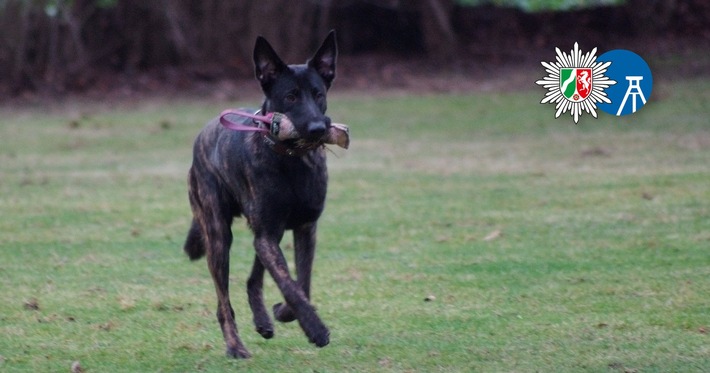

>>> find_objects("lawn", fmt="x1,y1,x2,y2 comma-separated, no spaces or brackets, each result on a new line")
0,78,708,372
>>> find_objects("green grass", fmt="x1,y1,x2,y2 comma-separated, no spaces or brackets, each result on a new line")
1,78,709,372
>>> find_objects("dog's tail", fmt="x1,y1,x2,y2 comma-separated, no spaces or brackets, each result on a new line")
184,219,206,260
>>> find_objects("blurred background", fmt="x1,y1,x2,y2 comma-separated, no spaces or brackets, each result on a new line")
1,0,708,99
1,3,709,371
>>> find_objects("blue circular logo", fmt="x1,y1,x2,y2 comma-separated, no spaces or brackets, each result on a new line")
596,50,652,116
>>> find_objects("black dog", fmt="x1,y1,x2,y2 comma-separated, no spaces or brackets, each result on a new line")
183,31,337,358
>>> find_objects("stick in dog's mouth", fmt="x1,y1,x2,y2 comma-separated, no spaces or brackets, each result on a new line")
273,115,350,149
219,110,350,150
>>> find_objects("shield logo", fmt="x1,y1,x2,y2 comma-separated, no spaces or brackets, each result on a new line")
576,68,592,100
560,68,592,102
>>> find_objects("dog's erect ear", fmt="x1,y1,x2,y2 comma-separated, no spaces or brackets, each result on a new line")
307,30,338,89
253,36,287,88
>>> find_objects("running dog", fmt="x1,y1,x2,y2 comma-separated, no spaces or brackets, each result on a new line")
183,31,337,358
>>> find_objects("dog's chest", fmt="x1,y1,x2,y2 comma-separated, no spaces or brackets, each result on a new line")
280,157,328,226
231,151,328,228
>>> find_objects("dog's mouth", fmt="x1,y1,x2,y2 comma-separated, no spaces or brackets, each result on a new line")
284,122,349,150
283,138,324,150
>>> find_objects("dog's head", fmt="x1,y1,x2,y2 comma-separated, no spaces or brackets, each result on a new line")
253,31,337,142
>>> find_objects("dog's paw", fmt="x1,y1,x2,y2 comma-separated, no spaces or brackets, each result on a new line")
255,324,274,339
226,345,252,359
253,313,274,339
307,324,330,348
273,302,296,323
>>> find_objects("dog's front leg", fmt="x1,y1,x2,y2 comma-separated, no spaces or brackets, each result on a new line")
246,255,274,339
254,234,330,347
197,212,251,359
188,168,251,358
273,223,317,322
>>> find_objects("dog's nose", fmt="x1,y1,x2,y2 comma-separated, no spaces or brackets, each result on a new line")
307,121,327,137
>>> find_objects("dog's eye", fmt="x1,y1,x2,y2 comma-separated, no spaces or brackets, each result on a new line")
313,91,325,101
285,90,299,103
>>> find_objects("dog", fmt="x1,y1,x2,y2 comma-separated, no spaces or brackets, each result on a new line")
183,31,337,358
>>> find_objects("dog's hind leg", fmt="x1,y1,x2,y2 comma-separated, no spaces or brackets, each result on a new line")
254,233,330,347
183,219,205,260
184,169,206,260
246,255,274,339
273,223,317,323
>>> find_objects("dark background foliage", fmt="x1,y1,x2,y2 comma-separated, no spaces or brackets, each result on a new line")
0,0,708,96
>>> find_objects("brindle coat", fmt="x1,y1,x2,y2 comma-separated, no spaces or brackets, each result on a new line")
183,31,337,358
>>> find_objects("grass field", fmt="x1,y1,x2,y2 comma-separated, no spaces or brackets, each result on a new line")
1,78,709,372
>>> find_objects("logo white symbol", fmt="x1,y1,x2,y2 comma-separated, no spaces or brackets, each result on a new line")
536,43,617,123
616,76,646,115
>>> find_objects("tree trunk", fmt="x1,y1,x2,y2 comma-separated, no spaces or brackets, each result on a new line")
245,0,321,63
627,0,678,34
415,0,458,60
0,1,32,92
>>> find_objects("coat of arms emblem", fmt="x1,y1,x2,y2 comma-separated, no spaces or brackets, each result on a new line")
560,68,592,102
536,43,616,123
